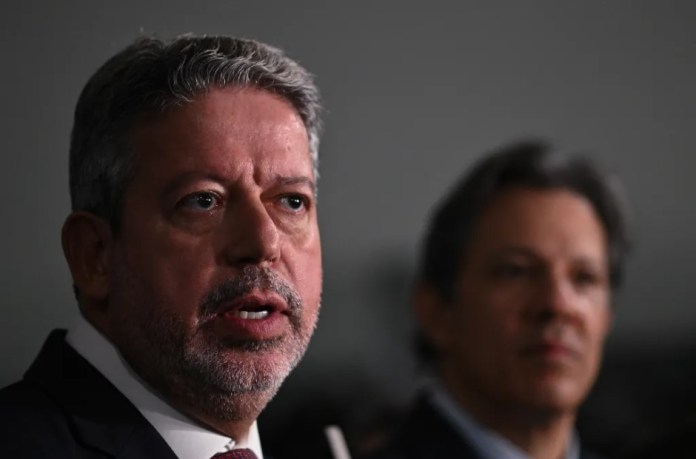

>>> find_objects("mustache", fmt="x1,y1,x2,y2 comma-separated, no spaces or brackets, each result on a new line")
199,266,303,319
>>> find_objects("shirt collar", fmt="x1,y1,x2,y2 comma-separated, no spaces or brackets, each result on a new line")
66,313,264,459
427,380,579,459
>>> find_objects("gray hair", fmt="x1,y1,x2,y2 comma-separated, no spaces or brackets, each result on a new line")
69,34,322,227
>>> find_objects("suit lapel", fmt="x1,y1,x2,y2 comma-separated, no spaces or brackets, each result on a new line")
24,330,178,459
397,394,483,459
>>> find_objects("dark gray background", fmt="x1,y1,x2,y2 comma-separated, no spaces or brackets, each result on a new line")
1,2,695,447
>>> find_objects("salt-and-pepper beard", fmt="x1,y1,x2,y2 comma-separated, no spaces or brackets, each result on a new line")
134,266,316,421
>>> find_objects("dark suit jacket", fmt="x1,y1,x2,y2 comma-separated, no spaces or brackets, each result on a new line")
361,393,606,459
0,329,178,458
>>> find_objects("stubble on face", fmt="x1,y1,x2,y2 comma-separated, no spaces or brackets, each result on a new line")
97,88,323,428
114,265,318,422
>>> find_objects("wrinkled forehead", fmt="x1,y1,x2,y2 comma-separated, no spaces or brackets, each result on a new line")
128,87,312,169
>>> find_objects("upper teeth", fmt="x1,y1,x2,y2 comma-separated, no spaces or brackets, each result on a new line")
234,310,270,320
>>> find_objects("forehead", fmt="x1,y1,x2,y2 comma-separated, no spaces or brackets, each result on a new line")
468,187,608,261
130,86,312,179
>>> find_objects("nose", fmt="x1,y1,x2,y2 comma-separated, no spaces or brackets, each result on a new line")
222,198,280,267
534,270,579,321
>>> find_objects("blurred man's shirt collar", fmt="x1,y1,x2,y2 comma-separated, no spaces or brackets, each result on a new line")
66,313,264,459
427,379,579,459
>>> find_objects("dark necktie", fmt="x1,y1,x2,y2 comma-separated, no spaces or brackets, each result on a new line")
210,448,258,459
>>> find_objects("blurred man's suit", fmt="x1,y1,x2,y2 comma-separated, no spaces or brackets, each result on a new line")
364,142,627,459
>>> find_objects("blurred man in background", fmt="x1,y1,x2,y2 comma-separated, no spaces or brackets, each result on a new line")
0,34,323,459
366,141,629,459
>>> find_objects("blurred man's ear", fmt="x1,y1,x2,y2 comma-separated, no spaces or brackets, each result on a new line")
61,211,112,307
412,283,455,355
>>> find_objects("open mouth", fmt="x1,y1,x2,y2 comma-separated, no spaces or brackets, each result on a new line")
219,292,288,321
231,304,273,320
212,292,291,340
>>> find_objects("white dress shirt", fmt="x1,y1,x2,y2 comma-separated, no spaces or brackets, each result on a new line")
65,313,264,459
428,380,580,459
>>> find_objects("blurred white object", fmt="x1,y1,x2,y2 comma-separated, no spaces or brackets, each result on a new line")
324,425,352,459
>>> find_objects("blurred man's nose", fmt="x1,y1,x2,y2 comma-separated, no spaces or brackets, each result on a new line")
533,268,579,321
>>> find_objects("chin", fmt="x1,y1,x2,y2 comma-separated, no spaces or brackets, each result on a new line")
522,378,587,415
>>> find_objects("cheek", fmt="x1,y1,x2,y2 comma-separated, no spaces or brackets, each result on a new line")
282,239,322,317
299,252,323,308
114,236,218,315
465,288,524,340
449,304,515,358
578,288,611,337
292,220,321,254
588,306,612,349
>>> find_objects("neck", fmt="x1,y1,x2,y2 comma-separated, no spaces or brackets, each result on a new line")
438,372,576,459
488,412,574,459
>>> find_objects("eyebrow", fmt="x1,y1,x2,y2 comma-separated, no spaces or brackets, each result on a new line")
491,247,538,259
161,172,228,198
274,176,316,194
491,246,606,270
162,172,316,196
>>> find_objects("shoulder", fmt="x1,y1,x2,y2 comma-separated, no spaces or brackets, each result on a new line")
0,378,61,415
0,330,117,458
581,450,609,459
358,393,481,459
1,330,178,459
0,379,81,457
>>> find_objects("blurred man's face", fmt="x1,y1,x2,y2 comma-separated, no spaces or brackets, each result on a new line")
102,87,322,424
432,187,611,417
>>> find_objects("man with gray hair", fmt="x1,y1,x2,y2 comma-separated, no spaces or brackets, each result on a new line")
0,34,323,459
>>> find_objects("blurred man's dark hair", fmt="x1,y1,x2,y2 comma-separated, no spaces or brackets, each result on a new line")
415,140,630,363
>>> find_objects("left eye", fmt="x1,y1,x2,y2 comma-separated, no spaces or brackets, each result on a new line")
574,271,599,287
181,192,221,211
279,195,306,212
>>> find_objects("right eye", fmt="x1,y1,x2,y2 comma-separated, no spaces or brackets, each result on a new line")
179,192,222,212
493,262,533,280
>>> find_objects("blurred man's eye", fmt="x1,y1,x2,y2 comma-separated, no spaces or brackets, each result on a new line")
573,270,602,288
493,262,532,279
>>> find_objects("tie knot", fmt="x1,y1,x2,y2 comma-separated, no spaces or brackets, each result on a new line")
211,448,258,459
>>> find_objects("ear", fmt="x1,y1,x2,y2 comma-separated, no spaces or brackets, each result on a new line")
61,211,113,306
413,283,454,354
